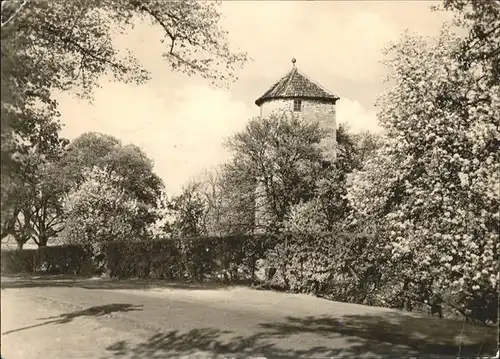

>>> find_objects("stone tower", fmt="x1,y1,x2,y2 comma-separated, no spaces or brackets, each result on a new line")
253,58,340,233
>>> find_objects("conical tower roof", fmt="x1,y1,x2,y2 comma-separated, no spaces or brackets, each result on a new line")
255,59,339,106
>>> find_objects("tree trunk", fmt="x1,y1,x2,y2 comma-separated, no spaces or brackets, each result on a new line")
401,279,412,311
14,232,28,250
37,234,48,247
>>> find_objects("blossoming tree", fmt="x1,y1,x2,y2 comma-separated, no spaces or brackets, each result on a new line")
62,167,140,246
347,10,499,321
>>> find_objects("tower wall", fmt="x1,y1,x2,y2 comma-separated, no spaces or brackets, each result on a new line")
254,177,272,234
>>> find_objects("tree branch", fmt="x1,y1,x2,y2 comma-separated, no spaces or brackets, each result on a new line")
136,4,177,53
44,24,132,75
1,0,30,28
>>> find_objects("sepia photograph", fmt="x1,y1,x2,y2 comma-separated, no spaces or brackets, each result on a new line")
1,0,499,358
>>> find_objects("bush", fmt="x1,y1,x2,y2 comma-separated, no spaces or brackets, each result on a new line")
1,244,93,275
1,249,36,273
262,231,385,303
102,234,278,281
104,238,182,279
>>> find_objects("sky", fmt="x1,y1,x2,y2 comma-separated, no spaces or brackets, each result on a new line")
54,1,453,197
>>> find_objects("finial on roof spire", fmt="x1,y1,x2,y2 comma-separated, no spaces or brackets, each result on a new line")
291,58,296,67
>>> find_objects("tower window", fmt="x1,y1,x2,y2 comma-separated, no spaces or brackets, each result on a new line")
293,99,302,112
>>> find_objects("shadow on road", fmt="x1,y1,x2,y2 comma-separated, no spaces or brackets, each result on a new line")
2,303,143,335
2,274,497,358
1,274,239,291
102,312,496,359
260,314,496,357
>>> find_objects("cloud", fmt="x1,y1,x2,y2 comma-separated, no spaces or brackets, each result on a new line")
337,98,380,134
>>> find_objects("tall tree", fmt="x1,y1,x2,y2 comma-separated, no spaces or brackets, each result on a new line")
440,0,500,86
25,154,69,247
225,113,326,233
185,164,257,237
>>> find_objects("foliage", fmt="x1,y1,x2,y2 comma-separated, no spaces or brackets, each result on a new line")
61,133,163,205
334,123,359,172
186,166,257,237
347,14,499,323
285,169,352,234
440,0,500,86
162,167,257,239
193,169,226,237
104,237,182,280
145,191,171,239
1,244,92,274
25,155,69,246
1,25,68,247
2,131,164,248
1,248,34,273
262,1,499,324
285,200,328,235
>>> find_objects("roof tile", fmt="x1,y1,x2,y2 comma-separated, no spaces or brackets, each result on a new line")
255,67,339,106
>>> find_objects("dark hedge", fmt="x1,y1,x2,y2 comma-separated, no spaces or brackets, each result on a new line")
103,234,277,282
1,244,92,275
